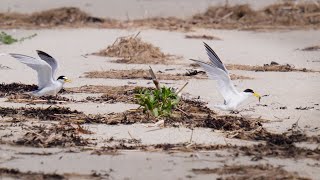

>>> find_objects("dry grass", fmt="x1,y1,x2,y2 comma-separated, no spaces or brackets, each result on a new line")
67,85,142,103
192,164,309,179
226,62,316,72
192,61,318,72
0,168,100,180
0,83,38,97
190,2,320,30
85,69,189,80
185,34,222,40
130,2,320,31
130,17,192,31
93,34,176,64
0,7,119,28
301,45,320,51
1,2,319,30
84,69,252,80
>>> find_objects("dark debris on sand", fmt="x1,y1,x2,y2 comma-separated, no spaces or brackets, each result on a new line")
84,69,252,80
0,93,263,132
240,142,320,161
1,82,319,161
0,106,83,121
301,45,320,51
185,34,222,40
230,127,320,160
0,7,118,28
92,98,264,132
93,34,177,64
67,85,149,104
191,164,310,179
0,83,38,97
226,62,316,72
0,83,71,104
190,2,320,30
0,167,104,180
1,2,320,30
6,94,72,104
14,122,92,148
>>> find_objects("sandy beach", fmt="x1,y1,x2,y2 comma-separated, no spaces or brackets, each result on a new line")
0,1,320,179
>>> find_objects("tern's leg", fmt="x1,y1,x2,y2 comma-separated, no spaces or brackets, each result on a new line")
230,110,240,114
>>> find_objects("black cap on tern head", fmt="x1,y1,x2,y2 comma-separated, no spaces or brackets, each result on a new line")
243,89,254,93
57,75,67,80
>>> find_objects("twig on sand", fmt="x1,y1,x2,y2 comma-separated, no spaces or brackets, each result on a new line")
128,131,134,139
189,129,194,143
9,99,67,104
149,66,160,90
134,31,141,39
142,120,165,128
176,107,190,116
176,82,189,96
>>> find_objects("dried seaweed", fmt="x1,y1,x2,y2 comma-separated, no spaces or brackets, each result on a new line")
185,34,221,40
0,106,83,121
84,69,252,80
191,164,309,179
226,62,316,72
301,45,320,51
0,167,103,179
15,122,92,148
0,83,38,97
93,35,175,64
0,7,116,28
1,2,320,30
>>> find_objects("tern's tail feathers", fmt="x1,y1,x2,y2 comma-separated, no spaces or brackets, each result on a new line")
213,104,236,111
23,90,41,97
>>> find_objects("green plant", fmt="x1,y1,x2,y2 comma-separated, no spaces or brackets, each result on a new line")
0,32,18,44
0,31,37,45
135,86,180,117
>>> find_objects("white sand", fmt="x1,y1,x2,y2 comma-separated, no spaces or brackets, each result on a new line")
0,28,319,125
0,1,320,178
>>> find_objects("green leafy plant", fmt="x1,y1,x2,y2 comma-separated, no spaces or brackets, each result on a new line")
0,32,17,44
0,31,37,45
135,86,180,117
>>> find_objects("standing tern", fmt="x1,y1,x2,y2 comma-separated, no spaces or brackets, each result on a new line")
9,50,71,97
190,42,261,111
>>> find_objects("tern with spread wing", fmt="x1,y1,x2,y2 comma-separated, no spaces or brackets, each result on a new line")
9,50,71,97
190,42,261,111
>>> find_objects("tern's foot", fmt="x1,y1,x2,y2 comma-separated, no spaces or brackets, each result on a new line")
230,110,240,114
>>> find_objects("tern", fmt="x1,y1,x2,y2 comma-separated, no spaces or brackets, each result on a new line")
190,42,261,111
9,50,71,97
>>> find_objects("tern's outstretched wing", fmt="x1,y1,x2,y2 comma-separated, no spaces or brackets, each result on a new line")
203,42,228,74
190,59,239,104
36,50,59,78
10,53,54,89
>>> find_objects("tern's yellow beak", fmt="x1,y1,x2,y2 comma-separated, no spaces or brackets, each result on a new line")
64,79,72,83
253,92,261,102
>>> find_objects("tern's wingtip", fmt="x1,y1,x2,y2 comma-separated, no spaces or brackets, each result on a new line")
36,50,53,58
